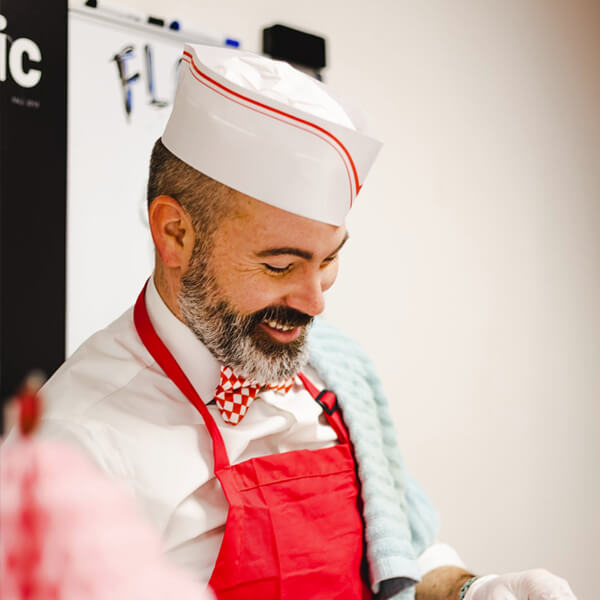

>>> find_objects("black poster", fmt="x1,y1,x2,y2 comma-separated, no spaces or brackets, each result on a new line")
0,0,67,418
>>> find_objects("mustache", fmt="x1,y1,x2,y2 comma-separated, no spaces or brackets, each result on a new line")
247,305,314,331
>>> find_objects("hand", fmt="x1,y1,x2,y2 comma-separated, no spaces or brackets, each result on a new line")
466,569,576,600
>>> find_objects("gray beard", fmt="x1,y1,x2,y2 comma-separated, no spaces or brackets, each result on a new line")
177,252,311,383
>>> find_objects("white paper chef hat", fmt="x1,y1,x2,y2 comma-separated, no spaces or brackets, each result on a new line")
162,44,383,226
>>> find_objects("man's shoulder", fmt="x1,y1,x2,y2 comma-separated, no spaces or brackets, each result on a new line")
41,307,153,420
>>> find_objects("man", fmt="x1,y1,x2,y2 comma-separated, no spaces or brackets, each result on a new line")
33,44,575,599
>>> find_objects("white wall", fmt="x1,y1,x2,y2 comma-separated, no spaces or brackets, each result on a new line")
92,1,600,597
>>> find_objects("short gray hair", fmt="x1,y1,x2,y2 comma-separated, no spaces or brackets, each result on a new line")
146,138,232,244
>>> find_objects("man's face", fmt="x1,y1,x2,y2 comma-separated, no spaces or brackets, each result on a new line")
178,191,347,383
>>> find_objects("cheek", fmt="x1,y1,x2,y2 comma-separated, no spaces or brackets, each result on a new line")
322,263,340,292
220,274,285,315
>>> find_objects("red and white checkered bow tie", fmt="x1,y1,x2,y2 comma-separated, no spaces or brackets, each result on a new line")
214,366,295,425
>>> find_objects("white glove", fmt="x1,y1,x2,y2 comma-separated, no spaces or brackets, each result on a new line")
466,570,576,600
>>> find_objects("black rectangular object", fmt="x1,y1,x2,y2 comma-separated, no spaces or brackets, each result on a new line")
263,24,326,70
0,0,68,421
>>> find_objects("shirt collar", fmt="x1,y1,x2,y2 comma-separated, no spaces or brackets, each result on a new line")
145,275,221,404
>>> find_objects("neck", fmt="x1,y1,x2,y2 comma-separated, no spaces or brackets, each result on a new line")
153,264,184,322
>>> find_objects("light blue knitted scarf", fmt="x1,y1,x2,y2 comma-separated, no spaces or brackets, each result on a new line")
308,318,439,600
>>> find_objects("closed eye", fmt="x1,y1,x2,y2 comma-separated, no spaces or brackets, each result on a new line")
321,254,338,268
263,263,293,274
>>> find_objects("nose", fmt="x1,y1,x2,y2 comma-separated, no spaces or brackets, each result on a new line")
285,270,328,317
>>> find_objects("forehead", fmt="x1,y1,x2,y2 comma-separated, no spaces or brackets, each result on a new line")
214,191,346,255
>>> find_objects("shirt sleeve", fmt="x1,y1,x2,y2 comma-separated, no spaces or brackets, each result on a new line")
35,417,131,480
416,542,465,576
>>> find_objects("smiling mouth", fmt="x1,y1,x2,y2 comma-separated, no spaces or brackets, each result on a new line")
263,319,296,332
259,320,302,342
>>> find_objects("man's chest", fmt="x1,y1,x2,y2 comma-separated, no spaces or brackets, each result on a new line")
140,366,339,581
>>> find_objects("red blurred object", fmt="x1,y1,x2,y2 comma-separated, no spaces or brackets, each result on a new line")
12,371,45,436
1,375,213,600
18,390,41,436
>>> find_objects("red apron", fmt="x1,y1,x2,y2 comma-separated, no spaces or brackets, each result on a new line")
134,284,371,600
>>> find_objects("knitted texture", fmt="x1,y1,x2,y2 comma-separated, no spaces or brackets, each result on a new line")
308,318,440,600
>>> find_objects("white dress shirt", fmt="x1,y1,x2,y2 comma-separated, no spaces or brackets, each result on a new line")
36,276,463,583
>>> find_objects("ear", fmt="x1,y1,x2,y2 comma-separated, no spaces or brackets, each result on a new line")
148,195,195,269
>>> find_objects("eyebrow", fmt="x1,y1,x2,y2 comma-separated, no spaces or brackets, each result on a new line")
255,232,350,261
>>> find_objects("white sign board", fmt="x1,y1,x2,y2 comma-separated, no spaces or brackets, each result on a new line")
67,7,225,355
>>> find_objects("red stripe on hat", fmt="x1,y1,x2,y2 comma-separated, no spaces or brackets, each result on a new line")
183,58,353,208
183,50,361,202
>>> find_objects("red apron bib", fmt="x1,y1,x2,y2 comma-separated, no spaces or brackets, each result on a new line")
134,284,371,600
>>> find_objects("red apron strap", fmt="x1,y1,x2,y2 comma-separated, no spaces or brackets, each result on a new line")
133,281,230,471
297,372,350,444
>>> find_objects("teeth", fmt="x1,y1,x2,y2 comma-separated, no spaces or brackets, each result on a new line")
265,320,294,332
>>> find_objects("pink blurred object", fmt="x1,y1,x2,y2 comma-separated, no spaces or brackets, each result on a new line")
1,408,213,599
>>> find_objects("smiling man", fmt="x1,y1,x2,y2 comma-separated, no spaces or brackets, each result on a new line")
159,180,347,383
34,44,575,600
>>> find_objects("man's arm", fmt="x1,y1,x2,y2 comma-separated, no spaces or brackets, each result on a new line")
415,566,577,599
415,565,474,600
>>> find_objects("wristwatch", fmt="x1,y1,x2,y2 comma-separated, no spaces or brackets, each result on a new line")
458,576,479,600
